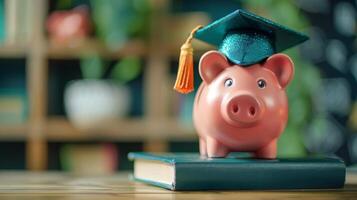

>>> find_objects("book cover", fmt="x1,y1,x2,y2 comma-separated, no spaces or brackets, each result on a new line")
128,152,346,190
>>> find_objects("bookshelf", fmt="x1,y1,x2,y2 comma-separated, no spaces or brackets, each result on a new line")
0,0,204,170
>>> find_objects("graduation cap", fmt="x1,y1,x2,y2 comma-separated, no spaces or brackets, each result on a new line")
174,9,309,94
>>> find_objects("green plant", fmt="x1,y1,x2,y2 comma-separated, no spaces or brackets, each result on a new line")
80,55,142,84
90,0,151,50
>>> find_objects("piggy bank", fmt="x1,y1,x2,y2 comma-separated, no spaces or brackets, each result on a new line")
193,51,294,159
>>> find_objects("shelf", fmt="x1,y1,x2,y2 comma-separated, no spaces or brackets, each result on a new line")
0,117,197,142
0,123,27,140
45,117,196,142
46,39,148,59
0,44,27,58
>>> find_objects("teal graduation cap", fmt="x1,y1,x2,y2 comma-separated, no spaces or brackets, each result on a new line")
174,9,309,94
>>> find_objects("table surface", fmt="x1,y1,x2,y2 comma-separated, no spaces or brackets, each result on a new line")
0,171,355,200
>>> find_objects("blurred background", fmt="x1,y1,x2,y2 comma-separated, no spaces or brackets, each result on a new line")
0,0,355,173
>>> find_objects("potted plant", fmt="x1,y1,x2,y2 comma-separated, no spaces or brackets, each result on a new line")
64,55,141,130
60,0,150,129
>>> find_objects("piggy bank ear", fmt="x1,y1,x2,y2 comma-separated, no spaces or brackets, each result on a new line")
199,51,230,83
262,53,294,88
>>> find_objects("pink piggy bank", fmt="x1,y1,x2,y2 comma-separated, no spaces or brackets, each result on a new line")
193,51,294,159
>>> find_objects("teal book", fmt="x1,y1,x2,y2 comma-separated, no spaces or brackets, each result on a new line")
128,152,345,190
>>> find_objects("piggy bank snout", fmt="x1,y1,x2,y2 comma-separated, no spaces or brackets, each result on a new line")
223,94,263,125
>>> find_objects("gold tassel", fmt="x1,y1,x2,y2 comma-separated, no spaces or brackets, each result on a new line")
174,25,203,94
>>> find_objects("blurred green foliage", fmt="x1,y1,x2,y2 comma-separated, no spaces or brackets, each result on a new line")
85,0,149,82
80,54,103,79
242,0,324,157
90,0,151,50
80,55,142,84
110,57,142,84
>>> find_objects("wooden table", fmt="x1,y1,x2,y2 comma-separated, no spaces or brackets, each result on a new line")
0,171,356,200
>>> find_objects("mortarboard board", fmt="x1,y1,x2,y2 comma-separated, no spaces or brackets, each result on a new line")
174,9,309,94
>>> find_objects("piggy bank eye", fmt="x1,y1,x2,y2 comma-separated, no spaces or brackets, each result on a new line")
224,78,233,87
257,79,266,89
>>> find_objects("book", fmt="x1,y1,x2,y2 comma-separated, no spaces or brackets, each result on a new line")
128,152,346,190
4,0,17,44
4,0,33,45
0,89,28,124
0,96,24,123
60,144,118,175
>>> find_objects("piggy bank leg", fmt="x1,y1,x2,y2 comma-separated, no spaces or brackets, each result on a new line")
199,138,207,157
206,137,229,158
254,139,277,159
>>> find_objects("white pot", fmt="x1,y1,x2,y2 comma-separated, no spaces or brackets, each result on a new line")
64,80,130,129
